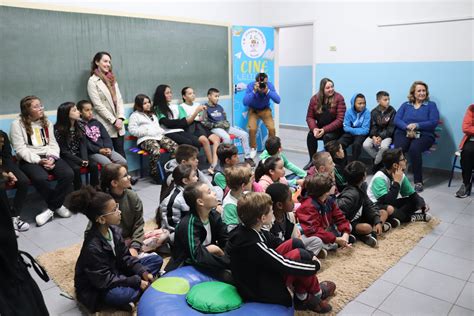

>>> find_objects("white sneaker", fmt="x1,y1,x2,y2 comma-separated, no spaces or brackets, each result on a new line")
55,205,72,218
12,216,30,232
250,148,257,159
36,209,54,226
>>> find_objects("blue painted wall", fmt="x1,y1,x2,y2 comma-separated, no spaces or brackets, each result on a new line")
278,61,473,170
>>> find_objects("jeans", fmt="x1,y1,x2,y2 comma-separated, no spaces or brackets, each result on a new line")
89,151,127,166
211,126,251,157
247,107,275,149
363,137,392,165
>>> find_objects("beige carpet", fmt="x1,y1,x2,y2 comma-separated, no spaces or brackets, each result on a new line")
37,219,439,315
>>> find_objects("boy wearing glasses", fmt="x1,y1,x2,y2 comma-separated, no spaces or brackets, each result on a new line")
367,148,431,223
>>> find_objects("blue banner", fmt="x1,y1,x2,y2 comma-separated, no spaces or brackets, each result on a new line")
232,26,275,152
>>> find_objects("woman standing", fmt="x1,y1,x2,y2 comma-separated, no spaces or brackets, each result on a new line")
456,104,474,198
393,81,440,192
87,52,126,160
306,78,346,162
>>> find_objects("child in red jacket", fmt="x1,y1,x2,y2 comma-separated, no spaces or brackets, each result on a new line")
296,173,355,252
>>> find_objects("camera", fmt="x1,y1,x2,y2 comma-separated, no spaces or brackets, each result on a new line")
258,81,267,89
257,74,267,89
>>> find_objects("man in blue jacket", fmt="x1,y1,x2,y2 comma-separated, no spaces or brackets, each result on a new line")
243,73,281,158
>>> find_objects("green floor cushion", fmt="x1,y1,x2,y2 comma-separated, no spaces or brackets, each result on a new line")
186,281,242,313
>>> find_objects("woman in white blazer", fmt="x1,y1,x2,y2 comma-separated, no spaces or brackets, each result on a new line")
87,52,126,160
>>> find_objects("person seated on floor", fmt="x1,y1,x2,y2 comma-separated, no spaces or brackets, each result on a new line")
367,148,432,224
222,164,253,232
259,136,306,187
336,161,393,248
166,182,230,282
158,164,197,240
266,183,324,257
70,186,162,312
324,140,347,192
296,173,354,257
455,104,474,198
255,156,288,191
226,191,336,313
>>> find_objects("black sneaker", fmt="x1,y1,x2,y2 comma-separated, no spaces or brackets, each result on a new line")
414,182,424,193
348,234,356,244
303,160,313,171
389,218,401,228
244,158,256,167
411,212,432,222
382,222,392,233
455,183,470,198
359,234,378,247
294,295,332,313
130,176,139,186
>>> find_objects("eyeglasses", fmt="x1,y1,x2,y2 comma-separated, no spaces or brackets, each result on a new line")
101,204,120,217
31,105,44,110
121,173,130,179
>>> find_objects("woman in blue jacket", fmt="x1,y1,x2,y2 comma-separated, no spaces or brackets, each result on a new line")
339,93,371,161
393,81,439,193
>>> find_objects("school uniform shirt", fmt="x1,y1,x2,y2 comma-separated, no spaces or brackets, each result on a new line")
180,102,203,121
128,111,166,145
367,169,416,205
336,184,381,225
75,225,147,312
222,192,239,231
296,196,351,244
167,210,229,272
159,185,189,232
87,74,125,138
226,224,319,307
156,104,188,134
10,117,60,164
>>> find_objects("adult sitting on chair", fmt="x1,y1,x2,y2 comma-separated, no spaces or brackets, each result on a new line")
393,81,439,193
243,73,280,158
456,104,474,198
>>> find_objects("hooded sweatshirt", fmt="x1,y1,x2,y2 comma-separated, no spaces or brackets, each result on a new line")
343,94,371,135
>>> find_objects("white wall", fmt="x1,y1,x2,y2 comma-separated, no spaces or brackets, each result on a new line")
278,25,313,66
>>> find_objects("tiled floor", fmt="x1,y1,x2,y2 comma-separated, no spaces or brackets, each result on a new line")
13,127,474,315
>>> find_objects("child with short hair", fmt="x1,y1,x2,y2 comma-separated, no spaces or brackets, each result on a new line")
363,91,396,171
77,100,127,166
167,182,230,280
159,164,197,234
367,148,432,223
203,88,254,166
227,192,336,313
337,161,393,247
260,136,306,186
266,183,323,256
128,94,178,182
255,156,288,191
296,173,354,252
339,93,370,161
69,186,162,312
324,140,347,192
222,165,253,232
213,143,240,190
54,102,100,190
180,86,221,173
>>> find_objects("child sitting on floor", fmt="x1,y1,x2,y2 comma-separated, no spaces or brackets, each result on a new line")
222,164,253,232
255,156,288,191
227,192,336,313
337,161,393,247
367,148,431,224
70,186,162,312
324,140,347,192
296,173,354,255
259,136,306,186
212,143,240,190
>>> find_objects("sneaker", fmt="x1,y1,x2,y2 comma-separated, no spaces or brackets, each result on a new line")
294,294,332,313
389,217,401,229
455,183,470,198
130,176,139,186
411,212,432,222
382,222,392,233
55,205,72,218
320,281,336,300
359,234,378,247
36,209,54,226
348,234,356,244
13,216,30,232
316,248,328,259
244,157,256,167
249,148,257,159
303,160,313,171
414,182,424,193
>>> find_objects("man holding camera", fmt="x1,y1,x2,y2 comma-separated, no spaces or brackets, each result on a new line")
243,73,281,158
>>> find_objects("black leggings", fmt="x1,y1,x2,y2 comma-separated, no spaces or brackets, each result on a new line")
461,141,474,185
0,162,29,217
166,131,201,149
111,136,125,161
306,130,342,160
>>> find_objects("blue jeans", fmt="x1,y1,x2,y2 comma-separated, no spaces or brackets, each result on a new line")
103,254,163,307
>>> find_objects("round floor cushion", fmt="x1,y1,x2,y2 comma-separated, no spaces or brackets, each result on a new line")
186,281,242,313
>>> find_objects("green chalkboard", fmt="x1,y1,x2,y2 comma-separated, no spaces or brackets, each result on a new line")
0,5,229,115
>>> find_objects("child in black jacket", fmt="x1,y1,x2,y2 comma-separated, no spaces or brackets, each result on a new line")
166,182,230,281
69,186,162,312
337,161,393,247
227,192,336,313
